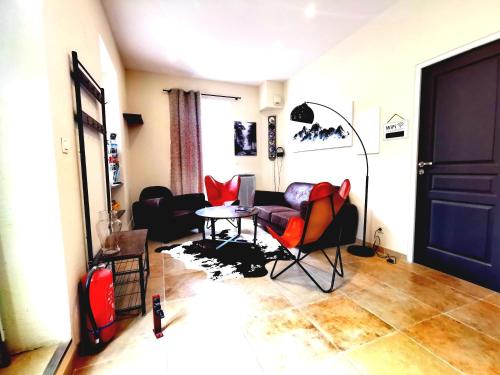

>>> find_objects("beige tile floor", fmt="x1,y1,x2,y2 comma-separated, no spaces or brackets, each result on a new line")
0,344,58,375
71,222,500,374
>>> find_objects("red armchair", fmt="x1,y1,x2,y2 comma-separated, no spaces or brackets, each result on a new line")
268,179,351,293
204,175,241,206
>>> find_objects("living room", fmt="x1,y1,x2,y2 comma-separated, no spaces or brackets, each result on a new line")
1,0,500,374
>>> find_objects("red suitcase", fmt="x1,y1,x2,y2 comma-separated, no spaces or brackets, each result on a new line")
81,265,116,347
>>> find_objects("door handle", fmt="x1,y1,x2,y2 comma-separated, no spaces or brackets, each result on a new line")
418,161,433,168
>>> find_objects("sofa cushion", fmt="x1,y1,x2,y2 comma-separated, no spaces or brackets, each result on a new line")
172,209,194,218
284,182,314,210
142,197,164,209
255,205,292,222
140,197,170,217
270,209,301,229
140,186,173,201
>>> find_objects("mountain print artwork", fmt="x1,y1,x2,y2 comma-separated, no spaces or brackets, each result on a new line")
293,123,349,142
291,101,353,152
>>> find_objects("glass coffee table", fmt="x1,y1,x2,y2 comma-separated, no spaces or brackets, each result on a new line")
196,206,258,249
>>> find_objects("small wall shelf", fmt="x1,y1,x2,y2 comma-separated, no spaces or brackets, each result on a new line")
111,182,123,189
123,113,144,125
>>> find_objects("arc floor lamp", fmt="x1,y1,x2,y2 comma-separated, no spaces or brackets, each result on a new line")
290,102,373,257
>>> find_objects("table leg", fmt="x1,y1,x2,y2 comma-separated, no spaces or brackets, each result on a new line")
237,217,241,235
111,261,116,284
145,240,150,277
138,255,146,316
253,214,258,245
211,218,216,242
202,219,206,240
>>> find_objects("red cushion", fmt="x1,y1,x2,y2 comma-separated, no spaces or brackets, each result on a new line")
268,216,305,249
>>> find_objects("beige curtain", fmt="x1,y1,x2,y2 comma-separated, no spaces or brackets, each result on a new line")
169,89,203,195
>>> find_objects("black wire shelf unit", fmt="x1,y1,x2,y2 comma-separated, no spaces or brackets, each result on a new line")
93,231,150,316
113,257,149,315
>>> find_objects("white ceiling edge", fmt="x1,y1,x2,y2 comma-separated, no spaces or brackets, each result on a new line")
102,0,397,85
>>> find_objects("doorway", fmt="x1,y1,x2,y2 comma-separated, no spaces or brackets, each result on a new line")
414,39,500,292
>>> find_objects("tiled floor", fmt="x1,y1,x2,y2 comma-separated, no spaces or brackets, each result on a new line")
72,222,500,374
0,345,58,375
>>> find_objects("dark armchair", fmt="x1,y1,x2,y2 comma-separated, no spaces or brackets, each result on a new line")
132,186,205,242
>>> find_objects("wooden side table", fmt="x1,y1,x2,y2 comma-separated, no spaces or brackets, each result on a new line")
94,229,149,315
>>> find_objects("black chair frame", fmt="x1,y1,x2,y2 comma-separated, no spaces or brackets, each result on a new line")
270,192,344,293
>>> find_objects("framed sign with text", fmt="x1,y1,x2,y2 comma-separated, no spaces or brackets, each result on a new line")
384,115,408,140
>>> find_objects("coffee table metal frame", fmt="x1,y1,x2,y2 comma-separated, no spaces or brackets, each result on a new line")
196,206,258,249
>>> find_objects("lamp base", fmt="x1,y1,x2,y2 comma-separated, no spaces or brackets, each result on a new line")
347,244,374,257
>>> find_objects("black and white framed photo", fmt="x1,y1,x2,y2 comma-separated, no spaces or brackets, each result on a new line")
291,99,353,152
234,121,257,156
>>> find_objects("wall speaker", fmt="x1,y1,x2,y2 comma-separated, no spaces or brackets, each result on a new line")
268,115,277,160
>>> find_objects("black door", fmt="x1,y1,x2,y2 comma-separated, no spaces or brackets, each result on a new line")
415,39,500,292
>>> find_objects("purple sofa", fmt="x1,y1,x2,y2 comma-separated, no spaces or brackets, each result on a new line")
254,182,358,246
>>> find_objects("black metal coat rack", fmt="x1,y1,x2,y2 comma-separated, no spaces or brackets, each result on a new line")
71,51,112,269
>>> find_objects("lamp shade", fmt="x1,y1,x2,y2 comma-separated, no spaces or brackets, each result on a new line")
290,103,314,124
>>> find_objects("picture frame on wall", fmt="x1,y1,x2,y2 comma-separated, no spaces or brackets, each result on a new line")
234,121,257,156
355,106,380,155
290,99,353,152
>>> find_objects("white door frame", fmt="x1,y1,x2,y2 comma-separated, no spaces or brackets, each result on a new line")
407,31,500,263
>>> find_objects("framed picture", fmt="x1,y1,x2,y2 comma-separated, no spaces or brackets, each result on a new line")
234,121,257,156
291,100,353,152
355,106,380,154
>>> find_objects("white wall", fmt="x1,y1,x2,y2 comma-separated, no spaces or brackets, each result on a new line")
126,70,272,203
282,0,500,255
99,37,131,227
0,0,130,354
44,0,130,346
0,0,70,352
1,0,130,355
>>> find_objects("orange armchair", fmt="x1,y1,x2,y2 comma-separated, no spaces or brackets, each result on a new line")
204,175,241,206
268,179,351,293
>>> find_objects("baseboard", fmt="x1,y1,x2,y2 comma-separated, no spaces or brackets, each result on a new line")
55,340,77,375
352,239,407,262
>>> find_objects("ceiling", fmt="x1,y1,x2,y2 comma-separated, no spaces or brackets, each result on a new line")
102,0,396,85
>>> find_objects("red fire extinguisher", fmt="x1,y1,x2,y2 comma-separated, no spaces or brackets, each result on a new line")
80,265,116,352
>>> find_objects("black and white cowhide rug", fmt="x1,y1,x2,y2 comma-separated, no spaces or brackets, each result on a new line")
155,229,293,281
